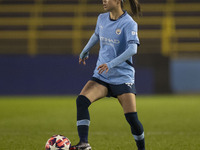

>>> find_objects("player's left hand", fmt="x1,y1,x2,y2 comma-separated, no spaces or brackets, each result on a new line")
97,64,109,74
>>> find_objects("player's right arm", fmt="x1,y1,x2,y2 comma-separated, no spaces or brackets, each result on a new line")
79,33,99,65
80,14,101,65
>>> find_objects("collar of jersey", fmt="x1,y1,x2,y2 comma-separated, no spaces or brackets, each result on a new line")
109,10,127,21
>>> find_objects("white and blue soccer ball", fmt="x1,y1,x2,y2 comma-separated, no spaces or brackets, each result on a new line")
45,135,71,150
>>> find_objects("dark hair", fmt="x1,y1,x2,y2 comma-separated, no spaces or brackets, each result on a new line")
121,0,141,17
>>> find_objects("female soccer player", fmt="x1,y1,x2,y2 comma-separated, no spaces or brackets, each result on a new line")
70,0,145,150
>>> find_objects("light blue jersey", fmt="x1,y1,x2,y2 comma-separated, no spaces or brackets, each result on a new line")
93,11,140,85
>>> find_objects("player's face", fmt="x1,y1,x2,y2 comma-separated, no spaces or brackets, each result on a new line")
102,0,120,12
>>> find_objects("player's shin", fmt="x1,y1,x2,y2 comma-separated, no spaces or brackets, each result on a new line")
76,95,91,143
125,112,145,150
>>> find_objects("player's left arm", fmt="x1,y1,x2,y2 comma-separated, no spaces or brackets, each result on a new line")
97,43,137,74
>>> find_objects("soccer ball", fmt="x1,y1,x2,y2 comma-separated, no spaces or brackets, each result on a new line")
45,135,71,150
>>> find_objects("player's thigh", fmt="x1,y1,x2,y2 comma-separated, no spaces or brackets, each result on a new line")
80,80,108,103
117,93,137,113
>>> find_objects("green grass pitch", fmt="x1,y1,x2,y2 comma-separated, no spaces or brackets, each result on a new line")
0,95,200,150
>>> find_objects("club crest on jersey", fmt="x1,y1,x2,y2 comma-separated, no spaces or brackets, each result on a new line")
116,29,121,35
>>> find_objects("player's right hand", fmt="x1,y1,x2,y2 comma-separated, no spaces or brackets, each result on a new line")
79,57,88,65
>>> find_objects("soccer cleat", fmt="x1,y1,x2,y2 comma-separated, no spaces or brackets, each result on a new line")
70,142,92,150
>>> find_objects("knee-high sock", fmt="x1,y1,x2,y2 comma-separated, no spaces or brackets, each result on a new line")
125,112,145,150
76,95,91,143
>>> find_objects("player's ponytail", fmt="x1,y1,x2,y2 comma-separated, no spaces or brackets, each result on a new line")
128,0,141,16
121,0,141,17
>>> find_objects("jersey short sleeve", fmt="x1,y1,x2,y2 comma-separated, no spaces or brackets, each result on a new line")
124,21,140,45
95,15,101,36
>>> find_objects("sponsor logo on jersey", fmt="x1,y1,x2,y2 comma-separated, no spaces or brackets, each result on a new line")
116,29,121,35
132,31,137,35
100,36,120,44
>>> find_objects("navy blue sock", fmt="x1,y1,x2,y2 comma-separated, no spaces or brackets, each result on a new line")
125,112,145,150
76,95,91,143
